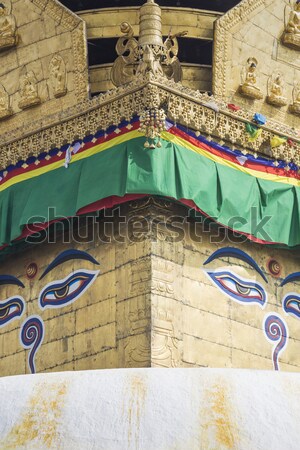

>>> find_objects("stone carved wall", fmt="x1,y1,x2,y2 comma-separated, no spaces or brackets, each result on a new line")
213,0,300,128
0,0,88,135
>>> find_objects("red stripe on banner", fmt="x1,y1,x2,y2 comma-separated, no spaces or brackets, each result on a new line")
179,198,277,245
0,194,279,253
169,126,300,181
19,194,147,240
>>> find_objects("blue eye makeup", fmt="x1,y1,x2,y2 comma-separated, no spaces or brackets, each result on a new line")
39,269,99,309
205,270,266,308
0,296,25,327
282,293,300,319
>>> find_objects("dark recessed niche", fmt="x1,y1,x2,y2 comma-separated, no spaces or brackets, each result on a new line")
177,37,212,65
88,39,118,66
88,37,212,66
60,0,240,13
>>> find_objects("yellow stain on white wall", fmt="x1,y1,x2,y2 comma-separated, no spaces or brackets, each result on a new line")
201,381,239,450
1,381,67,449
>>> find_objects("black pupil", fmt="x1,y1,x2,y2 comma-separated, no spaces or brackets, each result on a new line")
237,284,250,295
55,286,69,299
0,307,9,318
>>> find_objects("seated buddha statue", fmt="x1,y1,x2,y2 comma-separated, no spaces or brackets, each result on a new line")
240,58,263,100
0,83,11,119
267,73,287,107
289,83,300,115
18,71,41,110
0,3,17,50
282,0,300,49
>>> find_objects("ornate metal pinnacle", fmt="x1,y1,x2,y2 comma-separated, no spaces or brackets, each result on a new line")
111,0,186,86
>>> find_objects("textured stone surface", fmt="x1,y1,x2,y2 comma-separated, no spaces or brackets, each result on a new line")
0,368,300,449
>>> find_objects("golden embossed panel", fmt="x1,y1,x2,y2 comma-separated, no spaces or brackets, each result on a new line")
213,0,300,129
0,0,88,137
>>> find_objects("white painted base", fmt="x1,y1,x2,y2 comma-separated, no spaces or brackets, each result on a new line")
0,368,299,449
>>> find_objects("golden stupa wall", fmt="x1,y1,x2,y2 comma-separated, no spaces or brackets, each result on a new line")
0,0,88,139
0,215,152,376
0,201,299,376
213,0,300,128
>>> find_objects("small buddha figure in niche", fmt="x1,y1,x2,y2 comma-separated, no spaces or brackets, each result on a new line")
240,58,263,100
18,71,41,110
49,55,67,98
0,2,17,50
289,82,300,115
283,0,300,49
267,72,287,107
0,83,11,119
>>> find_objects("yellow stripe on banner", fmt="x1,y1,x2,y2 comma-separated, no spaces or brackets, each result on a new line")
0,130,141,193
162,131,300,188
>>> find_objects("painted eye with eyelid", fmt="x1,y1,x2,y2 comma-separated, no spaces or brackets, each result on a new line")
39,269,99,309
282,293,300,319
205,270,266,308
0,297,25,327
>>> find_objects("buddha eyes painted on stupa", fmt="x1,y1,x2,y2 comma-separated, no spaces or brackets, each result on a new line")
0,297,24,327
0,249,100,374
39,270,99,309
204,247,268,308
203,246,300,371
281,272,300,320
0,242,299,375
205,270,266,307
0,275,25,328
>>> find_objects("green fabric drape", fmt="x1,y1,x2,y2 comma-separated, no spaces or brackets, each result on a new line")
0,137,299,247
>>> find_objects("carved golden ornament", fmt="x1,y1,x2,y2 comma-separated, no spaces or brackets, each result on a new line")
139,108,166,148
0,77,299,170
110,22,139,87
152,306,180,368
139,0,164,48
129,307,150,332
0,3,18,51
111,0,186,87
282,0,300,50
49,55,67,98
290,103,300,115
267,73,288,107
18,71,41,110
129,196,173,211
125,339,150,367
71,22,89,101
240,58,263,100
26,263,38,280
267,259,281,277
289,82,300,115
0,83,12,120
